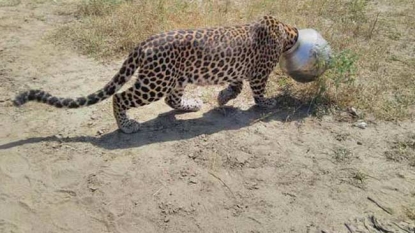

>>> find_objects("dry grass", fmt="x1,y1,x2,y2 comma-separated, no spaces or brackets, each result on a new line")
385,134,415,167
332,146,355,163
51,0,415,120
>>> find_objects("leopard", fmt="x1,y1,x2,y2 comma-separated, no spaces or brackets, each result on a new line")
13,16,299,134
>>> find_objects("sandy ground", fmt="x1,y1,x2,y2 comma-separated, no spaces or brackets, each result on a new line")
0,1,414,233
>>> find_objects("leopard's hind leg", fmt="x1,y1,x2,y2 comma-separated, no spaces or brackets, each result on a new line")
113,84,164,134
164,82,203,112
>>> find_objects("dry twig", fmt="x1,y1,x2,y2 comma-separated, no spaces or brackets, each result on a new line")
208,171,236,199
367,197,393,215
344,223,354,233
370,215,393,233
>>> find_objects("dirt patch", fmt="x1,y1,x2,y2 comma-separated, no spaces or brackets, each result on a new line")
1,1,415,233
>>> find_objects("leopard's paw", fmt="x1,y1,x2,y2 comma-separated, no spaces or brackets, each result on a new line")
218,88,238,106
181,98,203,112
119,119,141,134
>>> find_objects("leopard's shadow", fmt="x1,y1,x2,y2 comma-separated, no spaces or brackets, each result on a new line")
0,96,311,150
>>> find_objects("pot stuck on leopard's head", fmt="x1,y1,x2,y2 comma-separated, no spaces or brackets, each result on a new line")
279,29,332,83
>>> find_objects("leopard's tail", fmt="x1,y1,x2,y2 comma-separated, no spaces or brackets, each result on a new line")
13,49,141,109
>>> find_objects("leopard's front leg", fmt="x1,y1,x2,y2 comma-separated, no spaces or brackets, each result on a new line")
249,76,276,108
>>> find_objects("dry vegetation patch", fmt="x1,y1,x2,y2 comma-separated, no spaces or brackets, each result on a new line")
50,0,415,120
385,133,415,167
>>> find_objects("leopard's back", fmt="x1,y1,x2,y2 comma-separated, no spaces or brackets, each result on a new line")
137,25,258,87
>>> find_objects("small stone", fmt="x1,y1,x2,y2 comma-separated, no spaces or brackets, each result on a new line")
164,216,170,223
180,170,188,178
235,152,250,164
55,134,63,139
354,120,367,129
97,130,104,135
246,182,259,190
357,141,363,145
348,107,358,117
189,177,198,184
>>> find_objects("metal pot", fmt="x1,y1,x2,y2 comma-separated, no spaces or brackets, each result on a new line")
279,28,332,83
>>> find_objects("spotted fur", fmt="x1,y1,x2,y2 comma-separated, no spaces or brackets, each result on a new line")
14,16,299,134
